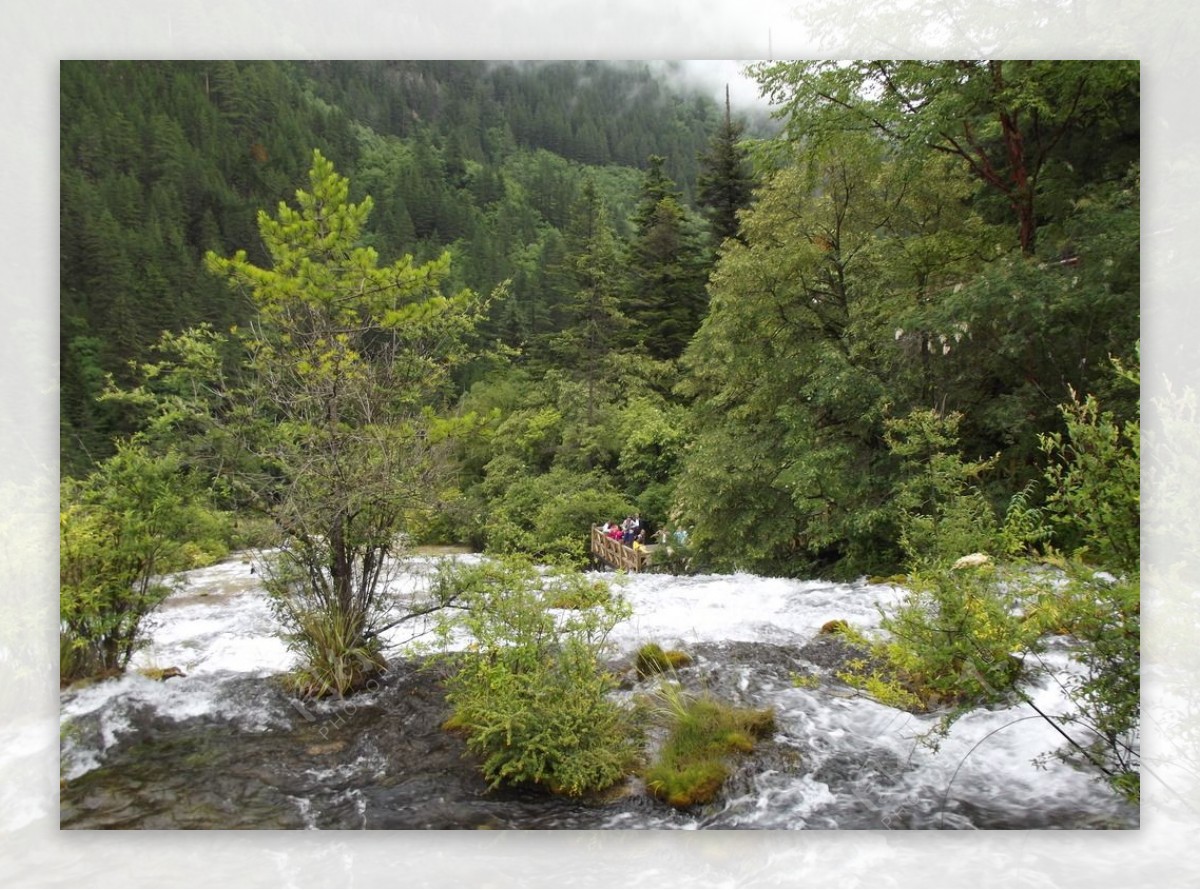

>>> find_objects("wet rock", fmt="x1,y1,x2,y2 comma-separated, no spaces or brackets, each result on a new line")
305,740,347,756
796,634,878,677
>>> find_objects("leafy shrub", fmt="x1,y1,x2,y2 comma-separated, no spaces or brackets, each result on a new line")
483,468,634,565
1040,382,1140,573
854,365,1139,799
1035,356,1140,800
59,442,216,683
1031,563,1140,801
434,557,638,796
837,560,1041,716
884,409,1001,566
850,563,1033,712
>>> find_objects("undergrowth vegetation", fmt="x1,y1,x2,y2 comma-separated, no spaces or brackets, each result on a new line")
59,441,228,684
433,557,638,796
431,560,776,807
642,682,775,808
835,356,1140,801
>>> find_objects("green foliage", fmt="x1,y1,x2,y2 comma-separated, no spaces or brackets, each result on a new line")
1033,354,1139,799
1042,566,1140,800
643,683,775,808
61,60,731,474
675,62,1138,578
696,93,757,247
1040,375,1140,573
540,179,629,396
997,482,1053,559
885,409,1001,566
846,564,1033,712
623,157,712,360
845,359,1140,798
60,60,357,471
434,557,637,796
790,672,820,690
753,60,1138,254
675,130,1011,576
59,441,222,682
836,657,925,712
198,150,487,697
615,396,688,493
483,467,634,566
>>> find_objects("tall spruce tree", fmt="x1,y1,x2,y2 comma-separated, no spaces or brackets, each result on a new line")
624,157,709,360
546,178,627,428
697,86,756,249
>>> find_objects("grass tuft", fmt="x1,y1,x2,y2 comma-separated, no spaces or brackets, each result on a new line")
643,683,775,808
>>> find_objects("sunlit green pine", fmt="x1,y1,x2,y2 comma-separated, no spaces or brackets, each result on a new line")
205,149,487,697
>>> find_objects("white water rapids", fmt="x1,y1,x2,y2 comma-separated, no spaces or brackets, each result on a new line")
56,550,1137,832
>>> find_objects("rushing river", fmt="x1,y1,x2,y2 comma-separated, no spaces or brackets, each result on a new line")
58,552,1138,830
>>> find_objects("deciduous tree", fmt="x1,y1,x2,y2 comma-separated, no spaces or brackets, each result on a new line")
752,60,1139,255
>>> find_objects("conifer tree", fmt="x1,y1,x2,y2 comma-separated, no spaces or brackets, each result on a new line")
625,157,709,360
203,149,488,696
547,178,627,427
696,86,756,248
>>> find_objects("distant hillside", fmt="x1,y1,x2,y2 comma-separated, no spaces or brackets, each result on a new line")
60,60,750,472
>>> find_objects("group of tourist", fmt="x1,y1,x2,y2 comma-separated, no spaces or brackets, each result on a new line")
599,515,648,551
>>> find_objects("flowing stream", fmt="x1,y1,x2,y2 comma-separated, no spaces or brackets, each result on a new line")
58,552,1138,830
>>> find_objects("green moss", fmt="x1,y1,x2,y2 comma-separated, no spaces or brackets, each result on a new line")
644,688,775,809
635,642,693,678
646,760,729,808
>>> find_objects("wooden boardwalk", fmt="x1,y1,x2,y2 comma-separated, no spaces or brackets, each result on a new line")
590,525,654,572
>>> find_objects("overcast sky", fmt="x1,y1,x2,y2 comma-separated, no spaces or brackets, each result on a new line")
670,60,774,111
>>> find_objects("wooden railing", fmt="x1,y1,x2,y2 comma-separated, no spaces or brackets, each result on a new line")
590,526,653,573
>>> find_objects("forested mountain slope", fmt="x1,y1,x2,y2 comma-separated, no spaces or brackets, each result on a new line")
61,59,1138,583
60,59,736,473
61,61,1141,804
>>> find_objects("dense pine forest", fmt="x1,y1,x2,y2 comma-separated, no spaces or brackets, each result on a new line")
61,60,1140,800
60,60,746,473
